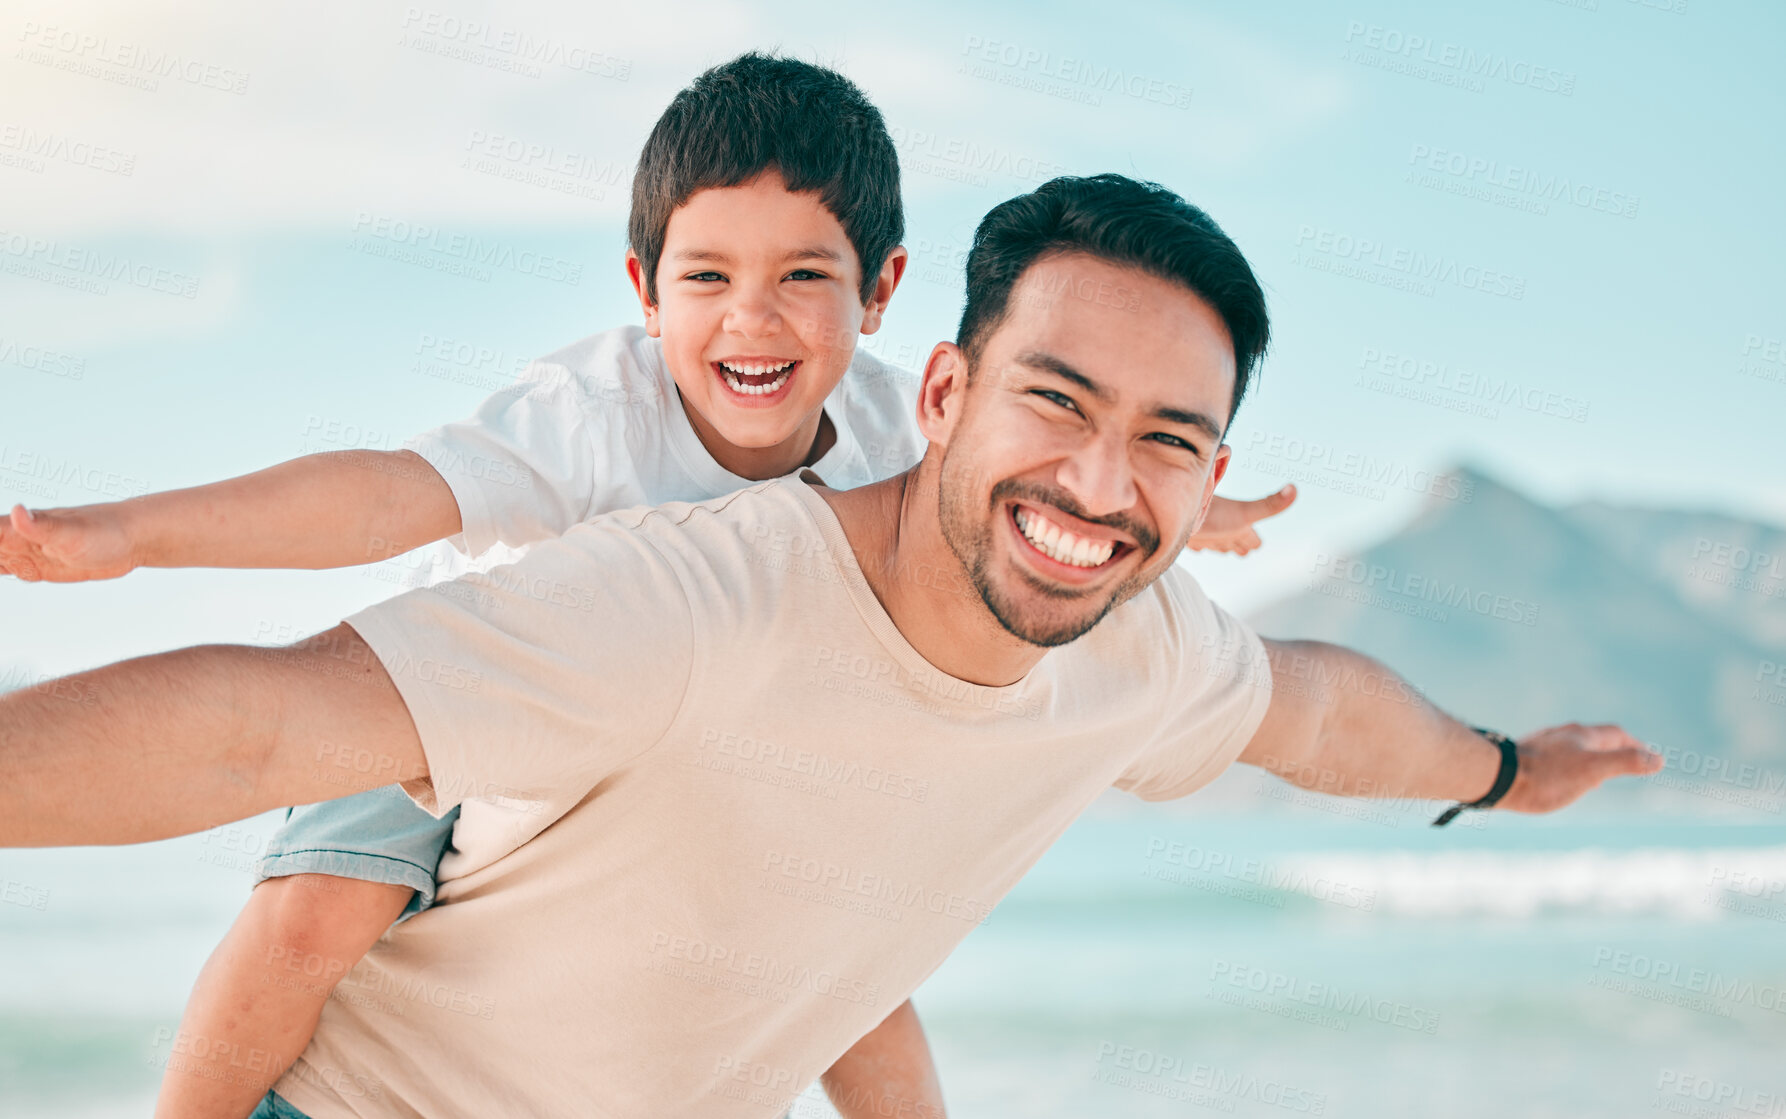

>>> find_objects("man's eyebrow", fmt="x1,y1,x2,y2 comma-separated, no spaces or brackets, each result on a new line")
1014,350,1111,401
1150,405,1225,444
1014,349,1225,443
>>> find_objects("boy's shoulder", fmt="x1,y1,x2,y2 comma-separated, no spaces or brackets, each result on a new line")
832,342,925,479
838,342,919,405
524,324,673,415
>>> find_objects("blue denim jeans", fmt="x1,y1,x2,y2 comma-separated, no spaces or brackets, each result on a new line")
248,1090,310,1119
254,784,459,920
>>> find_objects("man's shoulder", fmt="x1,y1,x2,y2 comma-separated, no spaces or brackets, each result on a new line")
1071,563,1236,667
570,477,834,571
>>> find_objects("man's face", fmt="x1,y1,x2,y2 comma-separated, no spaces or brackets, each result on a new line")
927,252,1236,647
629,168,883,454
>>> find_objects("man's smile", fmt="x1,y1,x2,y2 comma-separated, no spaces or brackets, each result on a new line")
1006,501,1136,581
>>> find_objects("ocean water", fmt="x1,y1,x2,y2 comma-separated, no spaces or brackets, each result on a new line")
3,806,1782,1118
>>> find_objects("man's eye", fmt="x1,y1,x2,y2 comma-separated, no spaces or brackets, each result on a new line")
1146,432,1200,455
1033,389,1081,414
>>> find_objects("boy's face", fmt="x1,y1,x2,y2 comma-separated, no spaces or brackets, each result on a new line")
629,169,899,464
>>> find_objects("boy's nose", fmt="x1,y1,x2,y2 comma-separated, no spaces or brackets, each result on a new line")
722,288,784,339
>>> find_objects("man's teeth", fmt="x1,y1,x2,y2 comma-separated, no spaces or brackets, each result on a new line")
1013,507,1117,569
718,359,795,396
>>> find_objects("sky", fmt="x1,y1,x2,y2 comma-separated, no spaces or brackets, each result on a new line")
3,0,1784,676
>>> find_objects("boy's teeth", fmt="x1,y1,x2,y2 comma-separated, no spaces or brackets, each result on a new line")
719,366,793,396
1013,506,1116,569
719,359,794,376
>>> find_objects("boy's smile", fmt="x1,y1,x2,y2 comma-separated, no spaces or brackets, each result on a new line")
711,356,801,401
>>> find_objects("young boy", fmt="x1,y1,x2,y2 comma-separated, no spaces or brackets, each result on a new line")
0,54,1293,1119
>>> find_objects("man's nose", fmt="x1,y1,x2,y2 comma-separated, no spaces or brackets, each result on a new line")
1055,433,1138,519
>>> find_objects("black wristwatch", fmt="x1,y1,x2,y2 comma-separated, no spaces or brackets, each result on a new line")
1431,727,1519,827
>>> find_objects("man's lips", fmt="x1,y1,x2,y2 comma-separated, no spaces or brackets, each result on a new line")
1007,501,1135,576
711,358,800,399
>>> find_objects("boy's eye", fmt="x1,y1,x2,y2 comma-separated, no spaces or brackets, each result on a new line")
1032,389,1081,414
684,271,725,283
785,269,826,281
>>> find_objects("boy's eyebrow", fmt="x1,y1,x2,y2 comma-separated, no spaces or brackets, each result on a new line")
1014,349,1225,443
668,247,845,264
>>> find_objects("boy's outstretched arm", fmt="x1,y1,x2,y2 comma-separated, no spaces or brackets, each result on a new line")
0,623,426,846
822,999,947,1118
0,449,460,582
1185,484,1296,556
154,875,412,1119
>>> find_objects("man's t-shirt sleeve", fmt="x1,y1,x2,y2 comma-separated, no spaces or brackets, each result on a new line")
1111,567,1275,803
343,513,695,816
405,359,602,558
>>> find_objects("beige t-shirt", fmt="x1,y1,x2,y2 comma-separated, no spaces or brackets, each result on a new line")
276,476,1273,1119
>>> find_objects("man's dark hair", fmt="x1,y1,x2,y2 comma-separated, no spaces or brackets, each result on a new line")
955,174,1269,426
629,52,903,306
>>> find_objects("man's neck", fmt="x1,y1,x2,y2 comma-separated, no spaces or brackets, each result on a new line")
814,466,1048,689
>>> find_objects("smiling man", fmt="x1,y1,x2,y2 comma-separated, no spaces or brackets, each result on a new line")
0,174,1661,1119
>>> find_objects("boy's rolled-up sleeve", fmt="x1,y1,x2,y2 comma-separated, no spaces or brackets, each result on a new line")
407,360,603,558
342,512,696,817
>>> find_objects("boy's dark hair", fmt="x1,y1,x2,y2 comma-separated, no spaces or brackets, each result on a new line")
629,52,903,306
956,174,1269,427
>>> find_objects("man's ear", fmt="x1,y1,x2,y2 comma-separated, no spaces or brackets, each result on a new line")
916,341,969,448
859,246,910,336
624,250,661,337
1193,444,1234,533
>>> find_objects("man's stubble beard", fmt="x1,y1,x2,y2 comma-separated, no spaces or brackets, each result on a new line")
933,444,1160,650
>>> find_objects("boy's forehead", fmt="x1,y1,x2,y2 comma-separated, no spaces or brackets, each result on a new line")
662,175,859,268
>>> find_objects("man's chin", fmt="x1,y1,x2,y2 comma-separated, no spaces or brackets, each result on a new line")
981,581,1120,649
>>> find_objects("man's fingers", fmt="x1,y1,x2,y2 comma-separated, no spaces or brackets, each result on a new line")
1578,725,1662,775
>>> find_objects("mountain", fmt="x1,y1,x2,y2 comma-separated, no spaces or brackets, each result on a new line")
1238,465,1786,816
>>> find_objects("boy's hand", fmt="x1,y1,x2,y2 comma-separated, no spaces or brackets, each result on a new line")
0,504,140,583
1186,485,1297,556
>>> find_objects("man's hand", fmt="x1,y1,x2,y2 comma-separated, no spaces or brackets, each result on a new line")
0,503,139,582
1186,485,1297,556
1496,723,1663,815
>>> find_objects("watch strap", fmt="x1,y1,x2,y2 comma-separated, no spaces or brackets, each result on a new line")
1431,727,1519,827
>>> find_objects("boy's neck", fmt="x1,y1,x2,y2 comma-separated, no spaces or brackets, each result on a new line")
678,389,837,481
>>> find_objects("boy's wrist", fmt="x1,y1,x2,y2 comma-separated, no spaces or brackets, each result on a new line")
111,497,162,569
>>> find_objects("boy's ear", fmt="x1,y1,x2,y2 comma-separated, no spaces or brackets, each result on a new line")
624,250,661,337
916,340,968,448
859,246,909,336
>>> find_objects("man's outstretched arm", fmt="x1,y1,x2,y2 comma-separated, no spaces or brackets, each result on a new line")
1240,639,1663,813
0,624,427,847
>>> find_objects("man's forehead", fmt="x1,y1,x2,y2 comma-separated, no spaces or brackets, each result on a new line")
991,254,1237,416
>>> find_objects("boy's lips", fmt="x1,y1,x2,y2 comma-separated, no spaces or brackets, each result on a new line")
711,358,800,403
